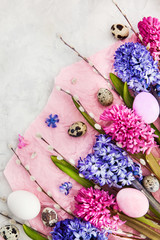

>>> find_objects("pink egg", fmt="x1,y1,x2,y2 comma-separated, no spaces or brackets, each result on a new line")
116,188,149,218
133,92,159,124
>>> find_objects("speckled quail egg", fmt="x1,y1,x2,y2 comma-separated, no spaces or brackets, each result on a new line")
111,24,129,40
97,88,113,106
68,122,87,137
41,207,58,227
0,225,19,240
143,176,159,193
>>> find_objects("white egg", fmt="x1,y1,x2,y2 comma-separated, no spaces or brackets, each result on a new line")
7,190,41,220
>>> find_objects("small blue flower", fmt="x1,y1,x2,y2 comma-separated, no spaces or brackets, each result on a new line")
45,114,59,128
51,218,109,240
59,182,72,195
78,134,143,188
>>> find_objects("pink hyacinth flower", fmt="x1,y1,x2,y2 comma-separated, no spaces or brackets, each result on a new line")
18,134,29,149
74,187,125,230
100,105,157,154
138,16,160,60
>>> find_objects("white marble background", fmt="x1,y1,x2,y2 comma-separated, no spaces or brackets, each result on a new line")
0,0,159,239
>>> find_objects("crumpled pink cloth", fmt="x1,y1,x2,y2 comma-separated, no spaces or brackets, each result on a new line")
4,34,160,240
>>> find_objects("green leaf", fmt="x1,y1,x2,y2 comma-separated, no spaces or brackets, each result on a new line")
136,216,160,230
72,97,104,134
109,73,124,96
51,156,94,188
146,153,160,180
150,123,160,145
51,155,78,173
123,82,134,108
150,205,160,219
119,213,160,240
23,225,48,240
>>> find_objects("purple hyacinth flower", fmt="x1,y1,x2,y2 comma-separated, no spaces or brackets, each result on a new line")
51,217,109,240
78,134,142,188
114,42,160,93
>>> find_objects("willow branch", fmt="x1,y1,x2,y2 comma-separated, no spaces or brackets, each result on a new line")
10,147,74,217
59,36,112,88
112,0,138,36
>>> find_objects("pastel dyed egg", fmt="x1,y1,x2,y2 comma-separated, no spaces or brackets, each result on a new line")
133,92,159,124
7,190,41,220
116,188,149,218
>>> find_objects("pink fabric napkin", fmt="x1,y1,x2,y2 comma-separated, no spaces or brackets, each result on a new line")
4,34,160,239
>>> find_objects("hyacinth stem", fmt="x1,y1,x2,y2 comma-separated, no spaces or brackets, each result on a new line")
149,205,160,219
119,213,160,240
10,147,74,218
145,213,160,224
59,35,113,88
132,179,160,214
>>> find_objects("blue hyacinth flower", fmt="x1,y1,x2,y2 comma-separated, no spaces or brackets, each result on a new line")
51,218,109,240
78,134,143,188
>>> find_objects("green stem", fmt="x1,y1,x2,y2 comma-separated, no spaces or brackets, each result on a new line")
145,213,160,224
150,205,160,219
119,213,160,240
